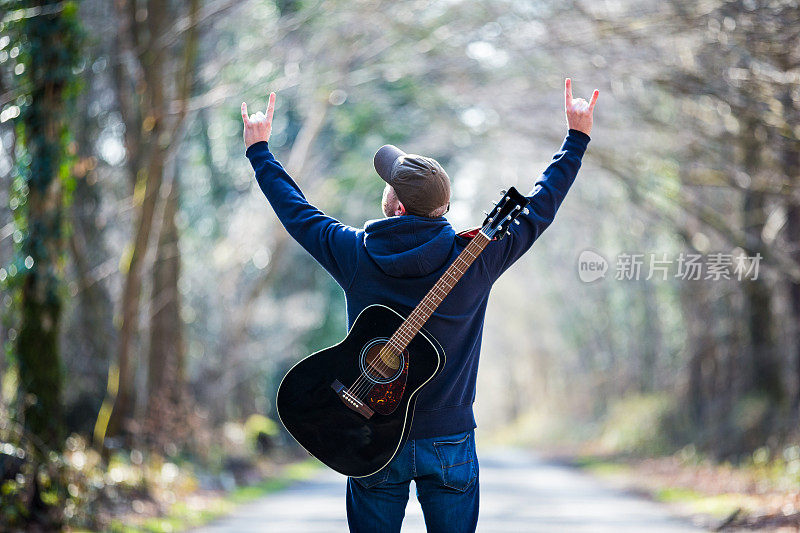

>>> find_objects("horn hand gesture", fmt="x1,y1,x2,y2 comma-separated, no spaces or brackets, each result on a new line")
564,78,599,136
241,92,276,149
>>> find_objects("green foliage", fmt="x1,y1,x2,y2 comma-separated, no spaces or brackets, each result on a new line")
103,459,320,532
0,429,100,530
653,488,744,519
730,395,771,437
746,445,800,490
9,0,83,190
598,394,688,456
572,455,629,476
243,414,278,453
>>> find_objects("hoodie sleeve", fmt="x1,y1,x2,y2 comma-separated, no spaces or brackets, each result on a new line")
481,129,590,280
246,141,359,289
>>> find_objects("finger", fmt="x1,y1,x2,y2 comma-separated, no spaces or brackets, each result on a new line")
241,102,249,124
266,92,276,123
565,78,572,107
589,89,599,111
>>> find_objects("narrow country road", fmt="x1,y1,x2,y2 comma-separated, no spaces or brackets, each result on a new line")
194,448,703,532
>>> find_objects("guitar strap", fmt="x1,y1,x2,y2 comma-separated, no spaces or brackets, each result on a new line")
457,227,481,240
458,227,500,241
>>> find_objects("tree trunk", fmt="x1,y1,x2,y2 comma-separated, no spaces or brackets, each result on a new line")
145,176,186,448
144,0,199,451
639,277,660,393
64,58,117,434
789,201,800,413
741,119,783,404
102,0,169,442
779,83,800,413
682,268,716,425
15,0,80,452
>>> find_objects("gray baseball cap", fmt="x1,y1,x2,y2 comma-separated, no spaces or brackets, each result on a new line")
374,144,451,217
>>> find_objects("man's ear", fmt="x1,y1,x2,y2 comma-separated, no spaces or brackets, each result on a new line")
395,202,406,216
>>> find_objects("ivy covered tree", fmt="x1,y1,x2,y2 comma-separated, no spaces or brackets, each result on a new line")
10,0,82,452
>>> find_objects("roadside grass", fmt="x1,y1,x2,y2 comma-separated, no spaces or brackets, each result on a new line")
107,459,321,533
654,487,751,518
573,455,755,520
570,455,628,476
495,394,800,528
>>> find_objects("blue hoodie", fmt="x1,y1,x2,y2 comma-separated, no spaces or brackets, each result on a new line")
246,129,590,439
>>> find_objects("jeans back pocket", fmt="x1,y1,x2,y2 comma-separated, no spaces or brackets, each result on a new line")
432,431,477,492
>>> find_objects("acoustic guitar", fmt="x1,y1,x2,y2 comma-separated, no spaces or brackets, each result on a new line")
276,187,531,477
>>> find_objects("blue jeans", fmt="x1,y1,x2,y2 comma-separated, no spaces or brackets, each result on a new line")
346,429,479,533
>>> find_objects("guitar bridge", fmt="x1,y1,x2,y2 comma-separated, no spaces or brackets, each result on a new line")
331,379,374,419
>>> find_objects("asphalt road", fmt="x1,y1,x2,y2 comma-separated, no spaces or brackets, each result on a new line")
194,448,704,532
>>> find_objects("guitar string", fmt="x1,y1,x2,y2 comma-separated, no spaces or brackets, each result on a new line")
348,276,457,398
347,234,491,400
348,234,490,399
348,280,453,399
348,270,462,399
351,278,456,399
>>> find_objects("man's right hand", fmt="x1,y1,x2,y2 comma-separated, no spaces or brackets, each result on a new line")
565,78,599,136
242,92,276,149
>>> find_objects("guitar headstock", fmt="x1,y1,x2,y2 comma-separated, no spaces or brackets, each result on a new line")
481,187,530,240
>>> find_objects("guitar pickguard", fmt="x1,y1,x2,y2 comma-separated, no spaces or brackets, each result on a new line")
366,355,409,415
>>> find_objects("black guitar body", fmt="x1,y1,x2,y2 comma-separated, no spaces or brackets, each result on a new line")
276,304,444,477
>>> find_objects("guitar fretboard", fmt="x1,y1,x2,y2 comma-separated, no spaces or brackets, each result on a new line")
385,231,491,356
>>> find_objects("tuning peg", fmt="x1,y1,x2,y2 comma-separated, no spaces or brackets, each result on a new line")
483,210,489,217
506,230,511,236
522,208,529,215
513,219,520,225
500,189,507,195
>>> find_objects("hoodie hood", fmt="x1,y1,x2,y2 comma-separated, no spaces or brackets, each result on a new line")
363,215,456,278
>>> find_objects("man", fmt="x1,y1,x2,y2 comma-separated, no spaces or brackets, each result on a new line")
242,77,598,532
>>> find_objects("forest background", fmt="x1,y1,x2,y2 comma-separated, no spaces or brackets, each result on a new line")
1,0,799,529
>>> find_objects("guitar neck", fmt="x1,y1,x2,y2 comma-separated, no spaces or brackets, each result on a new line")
387,231,491,353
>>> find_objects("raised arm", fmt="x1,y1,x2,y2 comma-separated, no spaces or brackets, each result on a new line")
483,78,599,279
242,93,359,289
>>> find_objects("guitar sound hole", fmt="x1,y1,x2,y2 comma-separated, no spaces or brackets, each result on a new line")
360,339,404,383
